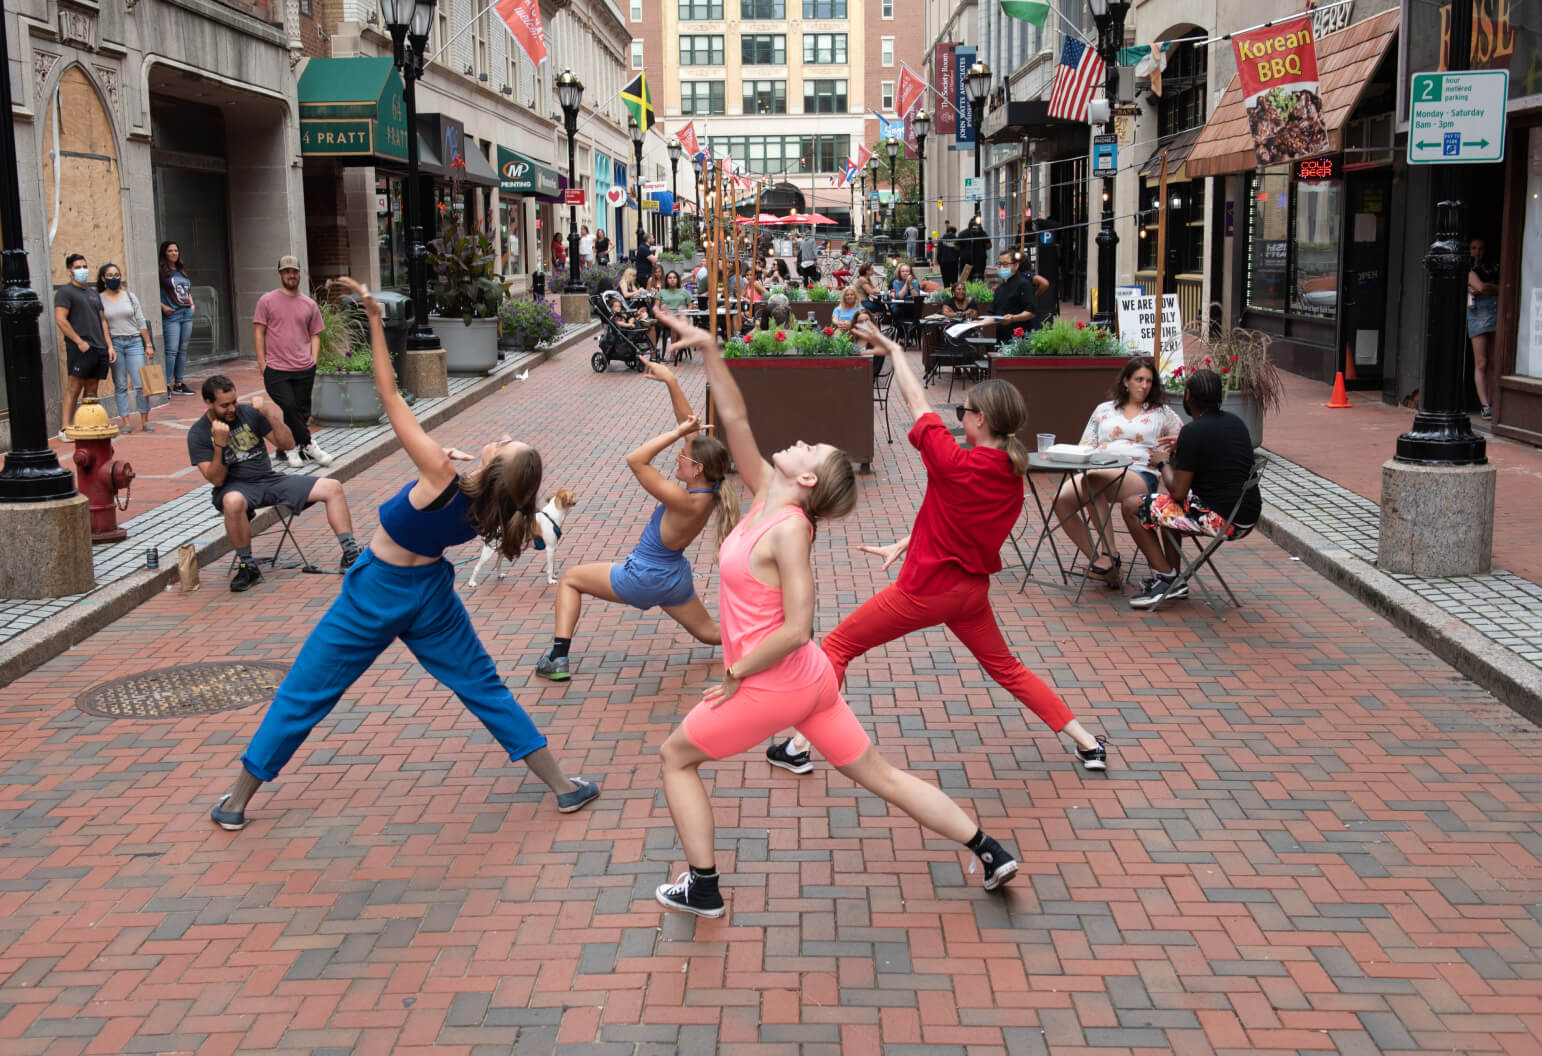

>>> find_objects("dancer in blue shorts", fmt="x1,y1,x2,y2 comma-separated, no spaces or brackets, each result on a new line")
210,277,598,831
534,360,739,680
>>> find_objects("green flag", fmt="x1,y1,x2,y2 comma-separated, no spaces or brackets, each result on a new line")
1001,0,1050,26
621,73,655,132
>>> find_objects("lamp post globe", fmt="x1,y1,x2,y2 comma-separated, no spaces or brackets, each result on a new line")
557,68,584,292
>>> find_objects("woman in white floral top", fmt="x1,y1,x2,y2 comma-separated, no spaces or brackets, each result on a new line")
1053,357,1182,586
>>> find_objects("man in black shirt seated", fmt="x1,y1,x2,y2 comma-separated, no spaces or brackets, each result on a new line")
1120,368,1261,610
991,250,1049,339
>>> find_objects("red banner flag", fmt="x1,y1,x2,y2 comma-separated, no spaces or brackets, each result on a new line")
1232,14,1327,166
934,44,957,135
896,63,926,118
494,0,547,67
676,121,700,159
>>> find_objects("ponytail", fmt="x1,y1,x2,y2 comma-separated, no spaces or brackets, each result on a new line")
1003,435,1029,476
713,482,742,555
690,433,740,556
968,380,1029,476
462,446,544,559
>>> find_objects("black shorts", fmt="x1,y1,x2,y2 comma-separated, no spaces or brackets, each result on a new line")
68,344,110,380
212,474,319,519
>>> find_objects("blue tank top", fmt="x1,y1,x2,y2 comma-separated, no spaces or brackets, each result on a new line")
378,477,478,557
631,487,718,565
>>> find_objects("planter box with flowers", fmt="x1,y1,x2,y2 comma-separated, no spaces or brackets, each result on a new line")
311,298,387,427
707,325,875,471
428,223,511,375
1164,312,1284,448
988,317,1133,445
498,297,565,357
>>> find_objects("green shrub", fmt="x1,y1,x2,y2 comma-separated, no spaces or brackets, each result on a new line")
428,223,510,322
964,279,994,307
315,298,372,374
806,284,834,302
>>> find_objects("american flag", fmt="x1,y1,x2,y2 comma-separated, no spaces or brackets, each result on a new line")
1047,37,1105,123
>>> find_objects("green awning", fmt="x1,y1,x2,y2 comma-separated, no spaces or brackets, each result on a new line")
298,57,409,164
497,146,561,196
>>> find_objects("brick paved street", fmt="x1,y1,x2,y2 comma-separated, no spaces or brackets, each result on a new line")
2,338,1540,1055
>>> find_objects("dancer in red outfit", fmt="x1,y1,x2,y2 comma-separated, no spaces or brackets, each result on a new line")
767,323,1108,775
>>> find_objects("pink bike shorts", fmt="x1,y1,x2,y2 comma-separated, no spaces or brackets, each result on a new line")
682,664,871,766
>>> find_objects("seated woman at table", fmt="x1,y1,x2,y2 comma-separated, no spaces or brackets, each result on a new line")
618,266,642,302
855,263,884,312
890,262,921,299
940,281,979,320
850,307,885,376
1052,356,1181,587
832,286,862,330
655,271,693,311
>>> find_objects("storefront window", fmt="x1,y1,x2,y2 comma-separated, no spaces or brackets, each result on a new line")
376,175,408,291
1138,180,1203,274
1245,166,1341,320
1246,169,1290,312
1515,128,1542,379
1292,180,1341,318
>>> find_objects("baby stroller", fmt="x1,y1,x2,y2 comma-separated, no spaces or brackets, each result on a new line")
590,289,655,372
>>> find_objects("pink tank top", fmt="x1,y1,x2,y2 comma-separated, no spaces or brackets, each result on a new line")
718,502,830,690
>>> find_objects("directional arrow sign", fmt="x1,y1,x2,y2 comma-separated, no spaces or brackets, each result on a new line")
1408,70,1508,165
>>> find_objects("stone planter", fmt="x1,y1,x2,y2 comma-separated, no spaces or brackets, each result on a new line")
559,292,591,325
431,316,499,375
707,357,875,472
1172,389,1263,448
312,372,385,427
988,355,1130,446
790,300,838,328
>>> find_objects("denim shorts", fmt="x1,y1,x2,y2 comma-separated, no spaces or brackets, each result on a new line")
1468,297,1497,338
609,553,696,610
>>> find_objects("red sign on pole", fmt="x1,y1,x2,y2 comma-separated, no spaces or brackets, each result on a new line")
1232,14,1329,167
564,188,586,207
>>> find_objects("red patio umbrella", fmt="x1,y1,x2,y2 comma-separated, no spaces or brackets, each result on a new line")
735,213,780,225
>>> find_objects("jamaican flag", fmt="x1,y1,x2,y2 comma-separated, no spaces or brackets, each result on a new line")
621,73,655,133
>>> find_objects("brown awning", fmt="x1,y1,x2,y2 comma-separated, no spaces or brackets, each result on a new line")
1139,127,1202,180
1187,8,1399,178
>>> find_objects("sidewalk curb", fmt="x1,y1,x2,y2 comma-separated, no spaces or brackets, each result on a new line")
1257,506,1542,727
0,323,598,687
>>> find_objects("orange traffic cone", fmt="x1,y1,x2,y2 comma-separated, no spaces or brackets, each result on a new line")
1326,372,1352,408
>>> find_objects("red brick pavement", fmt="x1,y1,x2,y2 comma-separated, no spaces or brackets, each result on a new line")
2,337,1540,1055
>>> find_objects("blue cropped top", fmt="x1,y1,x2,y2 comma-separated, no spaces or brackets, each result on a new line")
378,477,478,557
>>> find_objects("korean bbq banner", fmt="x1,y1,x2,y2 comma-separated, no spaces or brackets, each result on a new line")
1232,14,1328,166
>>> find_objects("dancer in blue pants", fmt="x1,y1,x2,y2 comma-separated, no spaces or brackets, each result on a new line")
211,276,598,831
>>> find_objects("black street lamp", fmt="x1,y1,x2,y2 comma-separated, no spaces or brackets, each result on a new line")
556,68,584,293
885,136,901,242
913,109,930,262
866,153,881,250
0,9,75,501
381,0,439,353
966,61,992,220
667,136,682,253
629,115,646,245
1088,0,1129,330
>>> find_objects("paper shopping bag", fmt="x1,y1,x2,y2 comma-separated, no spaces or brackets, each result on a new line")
177,544,200,592
140,362,168,396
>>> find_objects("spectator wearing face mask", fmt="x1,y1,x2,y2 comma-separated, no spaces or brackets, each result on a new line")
991,250,1048,342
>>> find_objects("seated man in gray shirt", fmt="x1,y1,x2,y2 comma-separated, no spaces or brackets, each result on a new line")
187,374,360,592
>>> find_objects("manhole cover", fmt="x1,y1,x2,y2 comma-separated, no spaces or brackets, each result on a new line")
75,662,290,720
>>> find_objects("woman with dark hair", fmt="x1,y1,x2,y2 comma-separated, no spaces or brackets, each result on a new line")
209,276,599,832
158,241,195,395
940,280,978,320
855,262,883,312
766,323,1109,776
649,306,1020,919
655,270,692,311
1052,356,1181,586
534,359,740,681
1468,237,1499,418
97,262,155,433
595,229,611,266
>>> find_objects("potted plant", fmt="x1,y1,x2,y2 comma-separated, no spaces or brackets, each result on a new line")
711,323,874,471
312,298,387,427
428,222,510,374
964,279,994,309
498,296,565,354
987,318,1133,445
1167,311,1284,447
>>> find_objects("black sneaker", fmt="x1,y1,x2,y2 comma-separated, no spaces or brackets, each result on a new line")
340,546,361,571
656,871,726,918
1076,735,1108,772
210,793,247,831
534,651,570,681
766,739,814,774
230,561,264,592
972,835,1019,892
1129,574,1188,609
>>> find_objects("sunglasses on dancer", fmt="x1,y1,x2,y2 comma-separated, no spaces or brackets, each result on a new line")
955,404,980,422
677,450,703,469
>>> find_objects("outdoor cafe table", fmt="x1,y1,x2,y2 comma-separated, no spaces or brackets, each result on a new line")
1015,451,1133,600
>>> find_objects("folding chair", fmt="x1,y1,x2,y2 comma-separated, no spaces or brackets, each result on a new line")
873,365,895,444
228,503,322,574
1141,453,1267,617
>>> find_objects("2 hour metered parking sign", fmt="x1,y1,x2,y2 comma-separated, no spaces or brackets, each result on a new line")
1408,70,1508,164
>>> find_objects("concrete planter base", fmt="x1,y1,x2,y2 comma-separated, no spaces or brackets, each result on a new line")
312,372,386,427
0,495,94,598
402,347,448,397
432,317,500,375
708,357,875,471
1173,389,1264,448
559,293,592,324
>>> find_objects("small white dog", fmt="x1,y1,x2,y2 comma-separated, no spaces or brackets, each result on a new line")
468,488,578,587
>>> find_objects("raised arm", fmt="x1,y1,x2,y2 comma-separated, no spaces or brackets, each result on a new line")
626,414,709,508
857,322,928,422
642,359,694,423
653,306,771,495
332,277,454,487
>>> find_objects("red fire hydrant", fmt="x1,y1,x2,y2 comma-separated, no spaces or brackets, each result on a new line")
66,397,134,543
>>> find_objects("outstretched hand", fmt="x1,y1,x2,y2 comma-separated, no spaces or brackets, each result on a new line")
652,305,718,357
701,672,741,708
330,276,380,318
858,538,908,571
642,359,675,384
853,321,899,355
674,413,709,439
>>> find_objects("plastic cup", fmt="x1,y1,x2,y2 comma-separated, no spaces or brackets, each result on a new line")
1037,433,1055,454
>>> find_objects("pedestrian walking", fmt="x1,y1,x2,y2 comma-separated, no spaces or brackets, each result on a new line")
158,241,196,395
253,255,333,469
904,222,919,262
797,228,820,286
534,360,737,681
53,252,112,437
96,262,156,433
935,222,960,287
647,306,1020,919
960,215,990,280
552,233,567,272
209,276,599,833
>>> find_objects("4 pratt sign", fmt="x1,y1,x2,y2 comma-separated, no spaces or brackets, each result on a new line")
301,121,375,154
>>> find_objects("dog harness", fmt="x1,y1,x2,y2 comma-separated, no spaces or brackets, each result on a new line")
533,508,563,551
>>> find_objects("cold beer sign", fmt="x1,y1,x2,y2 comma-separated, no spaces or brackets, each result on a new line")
1233,14,1329,168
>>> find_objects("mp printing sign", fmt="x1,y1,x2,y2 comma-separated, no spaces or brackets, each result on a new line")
1115,292,1182,371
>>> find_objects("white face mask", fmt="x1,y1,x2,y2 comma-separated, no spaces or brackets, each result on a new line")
72,267,90,283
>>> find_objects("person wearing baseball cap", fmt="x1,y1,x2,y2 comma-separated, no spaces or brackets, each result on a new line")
253,254,335,469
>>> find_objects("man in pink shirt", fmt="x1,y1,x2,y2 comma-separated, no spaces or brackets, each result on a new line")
254,255,333,469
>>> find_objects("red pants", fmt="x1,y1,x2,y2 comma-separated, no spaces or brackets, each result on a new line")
823,578,1074,733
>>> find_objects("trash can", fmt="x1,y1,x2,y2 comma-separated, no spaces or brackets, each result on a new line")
532,268,546,299
341,289,412,390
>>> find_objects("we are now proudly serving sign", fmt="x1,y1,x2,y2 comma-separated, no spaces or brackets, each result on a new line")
1116,290,1181,372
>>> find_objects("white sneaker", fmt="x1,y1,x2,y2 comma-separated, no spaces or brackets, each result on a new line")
303,442,334,467
284,448,304,469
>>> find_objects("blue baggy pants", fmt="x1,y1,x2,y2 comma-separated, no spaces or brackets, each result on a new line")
241,548,547,781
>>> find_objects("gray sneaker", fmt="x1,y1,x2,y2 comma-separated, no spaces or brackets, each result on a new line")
534,651,570,681
556,777,600,813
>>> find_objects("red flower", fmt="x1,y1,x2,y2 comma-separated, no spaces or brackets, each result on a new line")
823,326,835,336
1012,327,1025,338
1230,355,1239,362
775,330,787,341
1076,320,1087,329
1220,367,1231,374
1173,366,1185,376
1204,357,1213,365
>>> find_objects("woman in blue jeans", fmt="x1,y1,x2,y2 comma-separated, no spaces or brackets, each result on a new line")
158,241,195,395
96,263,155,432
